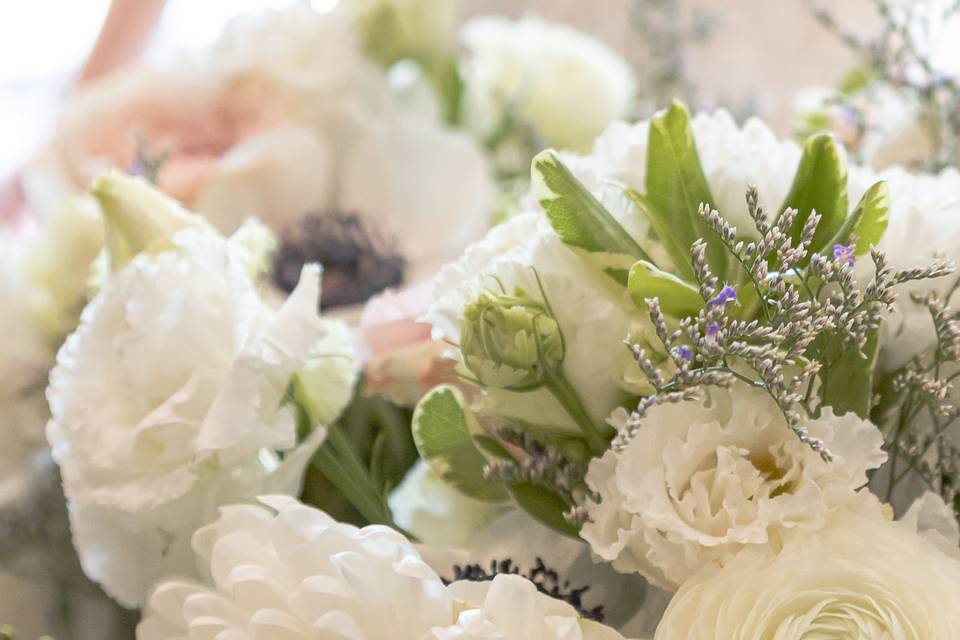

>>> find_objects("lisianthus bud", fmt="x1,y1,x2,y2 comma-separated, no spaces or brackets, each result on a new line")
90,170,208,270
460,289,564,391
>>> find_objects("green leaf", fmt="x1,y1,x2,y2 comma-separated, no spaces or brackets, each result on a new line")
628,259,704,317
508,482,580,537
819,326,880,419
828,180,889,256
778,133,849,253
642,100,725,280
412,385,509,502
532,149,650,265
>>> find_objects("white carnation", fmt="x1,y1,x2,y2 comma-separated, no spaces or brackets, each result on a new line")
46,226,342,607
137,496,627,640
582,385,887,590
460,15,635,152
653,509,960,639
423,212,637,440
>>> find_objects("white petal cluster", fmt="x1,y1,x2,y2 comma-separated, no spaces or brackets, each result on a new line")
582,385,887,590
138,496,628,640
460,15,635,152
45,224,343,607
569,109,802,244
653,507,960,639
423,212,637,437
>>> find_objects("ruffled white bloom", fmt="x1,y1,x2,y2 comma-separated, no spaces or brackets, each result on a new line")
863,166,960,371
461,15,635,153
582,385,887,591
45,199,351,605
569,109,802,247
389,460,508,548
423,212,637,439
137,496,628,640
652,508,960,639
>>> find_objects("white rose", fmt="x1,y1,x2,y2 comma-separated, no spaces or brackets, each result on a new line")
582,385,887,591
569,109,802,244
46,180,350,605
137,496,628,640
653,509,960,639
423,212,637,444
460,15,635,152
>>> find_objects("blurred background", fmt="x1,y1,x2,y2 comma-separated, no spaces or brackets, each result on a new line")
0,0,884,637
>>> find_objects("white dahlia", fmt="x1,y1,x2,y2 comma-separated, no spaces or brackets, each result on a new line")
137,496,628,640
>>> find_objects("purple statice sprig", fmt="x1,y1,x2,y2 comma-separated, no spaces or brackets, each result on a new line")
613,184,953,461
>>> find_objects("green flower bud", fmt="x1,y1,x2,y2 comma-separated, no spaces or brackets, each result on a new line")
460,289,564,391
90,170,209,271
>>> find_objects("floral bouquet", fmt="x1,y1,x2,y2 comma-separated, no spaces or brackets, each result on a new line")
5,1,960,639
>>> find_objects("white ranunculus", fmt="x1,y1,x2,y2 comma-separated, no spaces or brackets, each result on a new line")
570,109,803,244
388,460,508,548
865,166,960,371
45,211,347,606
137,496,628,640
582,385,887,591
653,509,960,639
423,212,638,440
460,15,635,153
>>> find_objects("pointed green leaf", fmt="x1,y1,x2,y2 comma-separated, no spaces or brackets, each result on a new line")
819,326,880,419
828,180,889,256
508,482,579,537
532,149,650,264
628,260,704,317
412,385,509,502
778,133,849,253
642,100,725,280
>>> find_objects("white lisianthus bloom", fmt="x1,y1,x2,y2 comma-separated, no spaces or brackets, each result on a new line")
137,496,628,640
461,15,635,153
652,508,960,639
582,385,887,591
46,175,355,606
423,212,638,443
568,109,802,247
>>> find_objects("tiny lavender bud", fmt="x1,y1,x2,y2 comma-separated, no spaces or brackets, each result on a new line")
708,285,737,308
675,345,693,362
706,321,720,340
833,243,855,267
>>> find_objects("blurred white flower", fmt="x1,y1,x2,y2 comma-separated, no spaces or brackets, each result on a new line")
45,174,353,606
461,15,635,153
582,385,887,591
137,496,628,640
423,212,637,443
388,460,507,548
652,509,960,639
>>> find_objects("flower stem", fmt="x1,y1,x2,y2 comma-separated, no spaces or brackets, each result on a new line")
543,369,610,455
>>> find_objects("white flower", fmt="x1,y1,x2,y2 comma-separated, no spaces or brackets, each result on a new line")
423,212,637,442
582,385,887,591
460,15,635,152
865,166,960,371
652,509,960,639
0,232,54,452
569,109,802,246
137,496,628,640
388,460,508,548
45,181,352,605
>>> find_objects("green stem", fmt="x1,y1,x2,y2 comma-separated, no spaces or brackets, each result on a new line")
543,369,609,455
